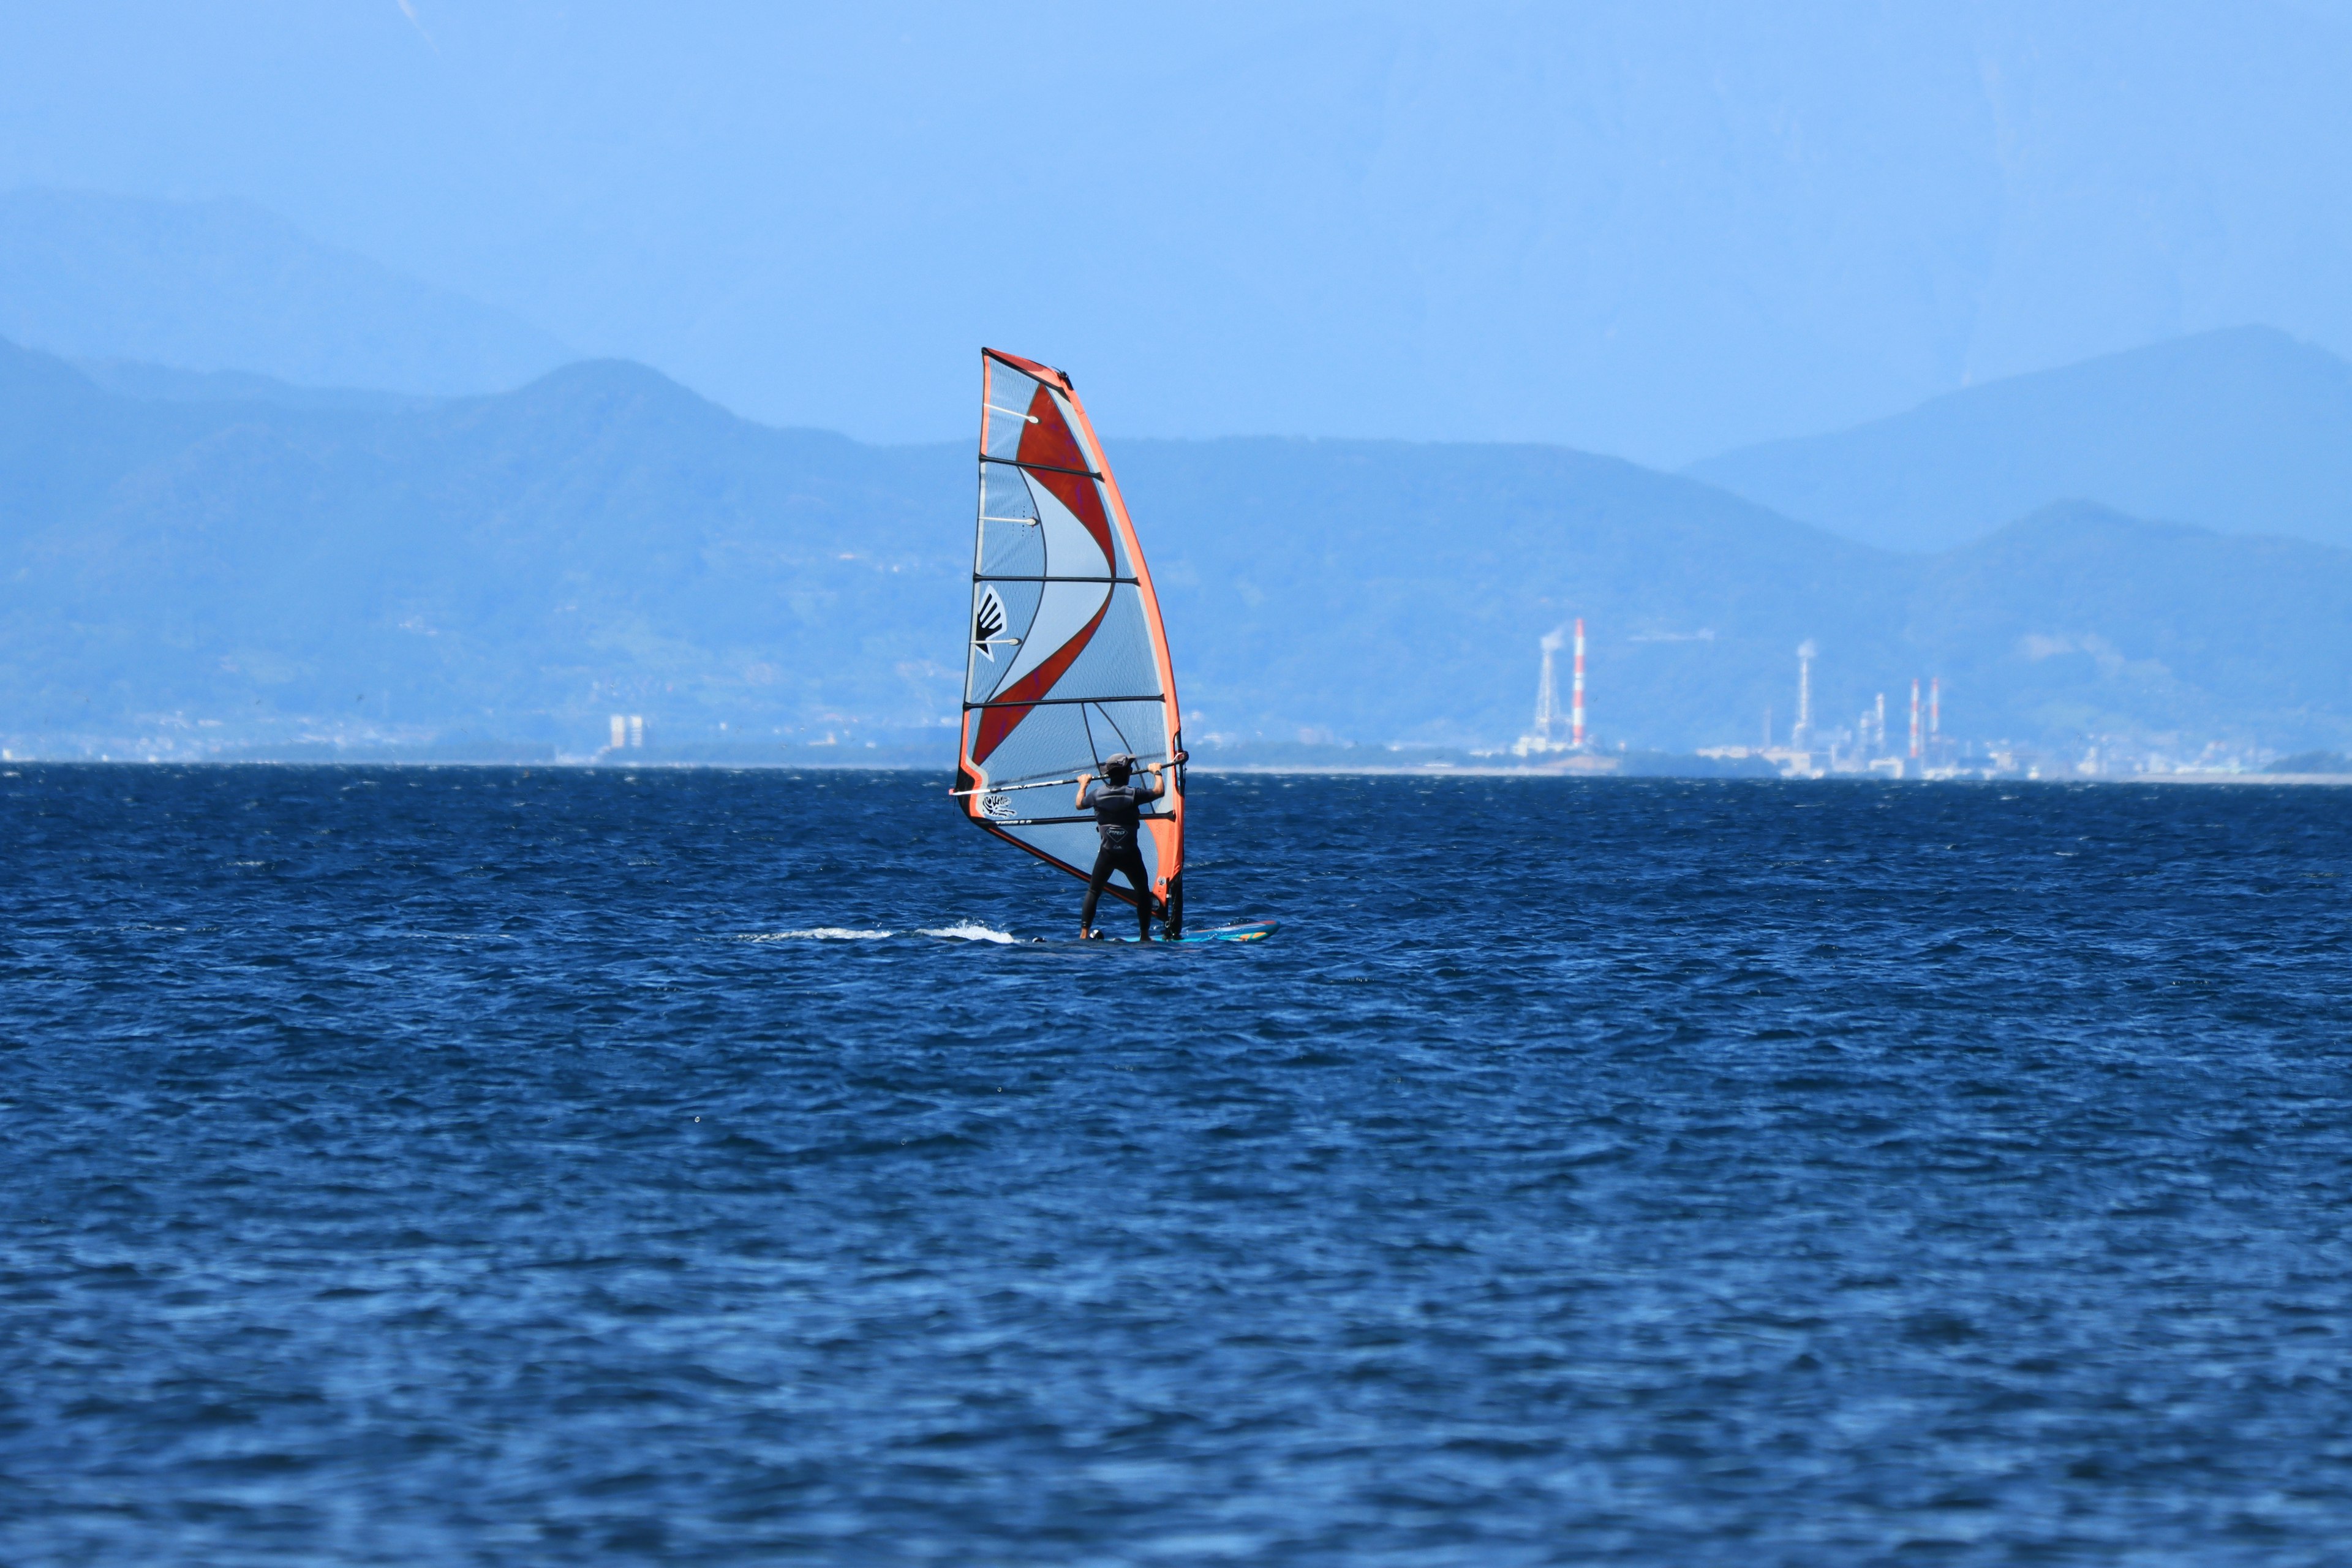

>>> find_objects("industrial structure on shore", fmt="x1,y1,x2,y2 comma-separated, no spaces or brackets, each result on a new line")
1512,626,1960,777
1513,620,1587,757
1703,645,1963,778
1506,627,2277,780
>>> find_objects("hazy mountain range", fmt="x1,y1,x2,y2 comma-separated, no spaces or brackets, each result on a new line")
0,189,571,398
6,330,2352,763
1691,327,2352,553
10,2,2352,462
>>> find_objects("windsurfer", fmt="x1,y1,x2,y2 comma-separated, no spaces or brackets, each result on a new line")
1076,751,1186,940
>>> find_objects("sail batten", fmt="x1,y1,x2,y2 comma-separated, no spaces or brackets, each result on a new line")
956,350,1185,913
979,456,1101,478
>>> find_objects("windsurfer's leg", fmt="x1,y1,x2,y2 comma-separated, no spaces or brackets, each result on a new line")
1120,846,1153,940
1080,845,1117,935
1163,872,1183,938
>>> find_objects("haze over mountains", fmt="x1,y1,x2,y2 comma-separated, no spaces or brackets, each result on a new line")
1691,328,2352,553
0,189,571,397
6,330,2352,766
9,6,2352,461
7,138,2352,767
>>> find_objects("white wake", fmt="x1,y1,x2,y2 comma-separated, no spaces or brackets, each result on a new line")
918,922,1023,944
742,927,894,941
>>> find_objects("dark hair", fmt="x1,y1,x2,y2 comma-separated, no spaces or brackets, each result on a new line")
1104,758,1133,783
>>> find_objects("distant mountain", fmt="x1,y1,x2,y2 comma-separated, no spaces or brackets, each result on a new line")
1903,502,2352,747
0,189,571,396
0,339,959,759
69,357,433,415
23,6,2352,463
1118,458,2352,758
4,336,2350,762
1117,440,1904,751
1687,328,2352,553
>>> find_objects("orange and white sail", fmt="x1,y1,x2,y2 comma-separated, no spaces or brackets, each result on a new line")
954,349,1183,914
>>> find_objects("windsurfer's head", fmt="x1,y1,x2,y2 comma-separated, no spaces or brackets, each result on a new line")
1102,754,1134,784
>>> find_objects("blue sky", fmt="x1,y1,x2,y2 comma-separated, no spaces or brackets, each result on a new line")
5,2,2352,462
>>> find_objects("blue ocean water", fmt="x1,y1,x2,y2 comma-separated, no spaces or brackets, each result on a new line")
5,765,2352,1566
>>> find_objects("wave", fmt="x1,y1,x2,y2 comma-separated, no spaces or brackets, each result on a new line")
742,927,894,941
918,922,1023,944
737,923,1027,945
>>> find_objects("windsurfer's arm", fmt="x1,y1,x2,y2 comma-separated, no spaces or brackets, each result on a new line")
1074,775,1096,810
1140,764,1166,801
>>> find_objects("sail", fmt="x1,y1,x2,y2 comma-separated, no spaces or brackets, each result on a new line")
954,349,1184,914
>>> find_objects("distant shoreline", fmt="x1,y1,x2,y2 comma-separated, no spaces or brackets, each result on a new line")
6,756,2351,785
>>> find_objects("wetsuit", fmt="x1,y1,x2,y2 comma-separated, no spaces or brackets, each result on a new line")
1079,775,1162,940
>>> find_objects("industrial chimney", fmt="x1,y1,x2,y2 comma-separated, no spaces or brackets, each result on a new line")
1570,619,1587,748
1909,680,1921,761
1515,625,1574,756
1533,635,1558,745
1793,641,1817,752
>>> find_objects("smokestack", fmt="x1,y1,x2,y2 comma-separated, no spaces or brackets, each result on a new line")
1930,677,1940,741
1908,680,1921,761
1532,629,1561,745
1793,641,1817,751
1570,618,1586,748
1875,692,1886,755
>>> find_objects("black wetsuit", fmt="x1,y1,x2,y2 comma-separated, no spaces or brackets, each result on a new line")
1079,775,1161,939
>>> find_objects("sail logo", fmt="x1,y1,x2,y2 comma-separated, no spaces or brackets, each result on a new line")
973,585,1019,661
980,793,1016,819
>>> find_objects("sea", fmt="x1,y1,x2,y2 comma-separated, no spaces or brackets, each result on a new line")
6,764,2351,1566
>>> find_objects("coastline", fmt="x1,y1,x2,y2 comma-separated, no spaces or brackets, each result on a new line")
6,755,2351,785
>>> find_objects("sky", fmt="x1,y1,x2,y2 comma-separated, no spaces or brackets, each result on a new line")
4,2,2352,464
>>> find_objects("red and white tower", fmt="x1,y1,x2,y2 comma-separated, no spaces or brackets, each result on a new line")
1570,618,1586,748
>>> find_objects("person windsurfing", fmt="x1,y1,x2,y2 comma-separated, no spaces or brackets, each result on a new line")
1076,751,1186,941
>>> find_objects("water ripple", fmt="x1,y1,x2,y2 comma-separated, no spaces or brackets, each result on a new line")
4,766,2351,1564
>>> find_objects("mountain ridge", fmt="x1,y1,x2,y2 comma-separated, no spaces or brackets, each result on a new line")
3,337,2349,764
0,188,573,397
1689,326,2352,552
